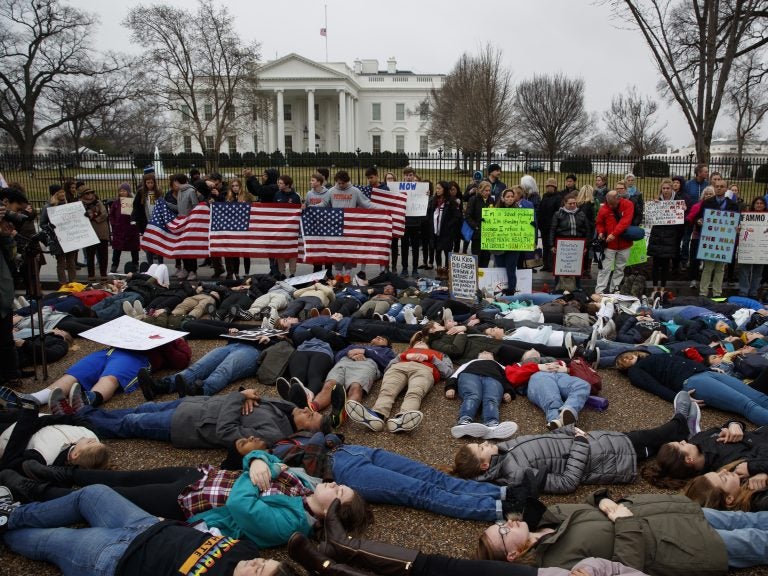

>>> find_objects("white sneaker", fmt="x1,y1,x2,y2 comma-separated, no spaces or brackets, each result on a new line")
187,272,197,281
441,308,453,323
689,280,697,289
386,410,423,433
482,421,519,440
17,296,29,308
122,301,136,317
133,301,145,316
450,422,490,438
403,308,417,325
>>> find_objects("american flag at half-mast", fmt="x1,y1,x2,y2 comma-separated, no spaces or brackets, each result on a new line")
209,202,302,258
140,199,211,258
301,207,392,265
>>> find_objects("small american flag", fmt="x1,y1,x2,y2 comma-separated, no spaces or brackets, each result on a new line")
209,202,302,258
301,207,391,265
140,199,211,258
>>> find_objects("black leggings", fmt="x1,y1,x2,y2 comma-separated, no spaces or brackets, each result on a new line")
652,256,672,288
625,413,689,460
181,318,262,339
329,297,361,316
413,553,536,576
56,317,106,336
401,226,421,271
288,351,334,394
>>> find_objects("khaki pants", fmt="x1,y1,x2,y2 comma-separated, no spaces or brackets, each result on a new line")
372,362,434,417
595,247,630,294
353,300,391,318
172,294,215,318
247,292,290,315
700,260,726,297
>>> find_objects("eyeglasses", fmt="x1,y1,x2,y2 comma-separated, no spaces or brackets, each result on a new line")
496,520,510,557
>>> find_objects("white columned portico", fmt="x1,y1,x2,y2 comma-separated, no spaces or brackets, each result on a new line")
276,89,285,153
306,89,316,154
338,90,347,152
346,94,353,150
353,97,359,150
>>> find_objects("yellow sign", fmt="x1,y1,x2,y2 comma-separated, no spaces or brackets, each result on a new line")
480,208,535,251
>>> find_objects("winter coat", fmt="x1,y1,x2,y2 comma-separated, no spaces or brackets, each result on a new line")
534,492,728,576
82,198,109,241
627,353,708,402
702,195,741,214
274,188,301,204
647,202,683,260
109,197,141,251
427,196,460,253
464,194,494,241
476,425,637,493
427,331,503,364
690,422,768,474
595,198,635,250
538,191,565,235
549,208,590,247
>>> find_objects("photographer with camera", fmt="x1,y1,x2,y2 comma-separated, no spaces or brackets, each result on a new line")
0,187,29,387
78,187,109,284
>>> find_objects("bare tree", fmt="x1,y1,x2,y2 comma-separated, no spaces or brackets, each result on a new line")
427,45,514,164
514,73,590,167
125,0,270,169
603,87,667,156
727,50,768,161
0,0,125,166
612,0,768,162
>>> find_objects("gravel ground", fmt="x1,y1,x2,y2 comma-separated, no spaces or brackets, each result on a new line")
2,335,767,576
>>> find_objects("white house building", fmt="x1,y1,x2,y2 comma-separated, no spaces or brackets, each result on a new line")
176,53,444,155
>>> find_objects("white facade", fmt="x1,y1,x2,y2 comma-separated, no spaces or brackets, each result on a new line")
176,53,444,155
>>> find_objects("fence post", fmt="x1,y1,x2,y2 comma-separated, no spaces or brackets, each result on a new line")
129,150,137,191
56,150,64,185
688,152,695,179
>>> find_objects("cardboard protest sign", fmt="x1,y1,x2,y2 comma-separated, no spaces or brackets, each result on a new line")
737,212,768,264
46,201,100,253
644,200,685,226
554,238,585,276
79,316,188,351
286,270,328,285
120,197,133,214
697,209,740,263
390,182,430,217
449,252,477,302
477,267,533,296
480,208,535,251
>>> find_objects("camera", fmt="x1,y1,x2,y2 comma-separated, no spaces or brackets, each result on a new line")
3,210,29,225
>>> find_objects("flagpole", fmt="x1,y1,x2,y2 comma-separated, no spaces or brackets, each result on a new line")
324,3,328,62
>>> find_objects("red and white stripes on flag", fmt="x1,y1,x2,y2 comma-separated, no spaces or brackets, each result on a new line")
209,202,302,258
140,199,211,258
370,188,407,238
301,207,392,265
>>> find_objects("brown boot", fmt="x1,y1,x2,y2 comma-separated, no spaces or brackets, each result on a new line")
320,500,418,575
288,532,370,576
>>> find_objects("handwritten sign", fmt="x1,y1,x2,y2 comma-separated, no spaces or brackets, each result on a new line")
392,182,430,217
626,237,648,266
222,328,288,341
120,197,133,214
480,208,535,251
79,316,188,351
477,267,533,296
449,252,477,302
554,238,585,276
46,201,100,253
697,209,740,263
644,200,686,226
737,212,768,264
286,270,328,286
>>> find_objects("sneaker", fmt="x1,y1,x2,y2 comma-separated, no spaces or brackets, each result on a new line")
345,400,385,432
17,296,29,308
309,308,320,318
386,410,423,433
261,316,273,330
187,272,197,281
412,305,423,320
403,307,417,325
400,269,409,278
591,347,601,370
559,407,577,427
482,421,519,440
334,274,344,283
176,269,189,280
290,378,315,407
122,300,136,317
0,386,39,410
49,388,74,417
0,486,12,507
321,308,332,316
275,377,291,401
689,280,697,289
564,332,576,358
287,382,311,409
674,391,701,437
342,274,351,284
382,314,395,323
174,374,189,398
441,308,453,323
546,418,563,431
687,401,702,438
450,422,491,439
137,368,158,401
0,499,16,533
133,300,145,316
330,383,347,428
673,390,692,417
69,382,86,412
372,313,384,322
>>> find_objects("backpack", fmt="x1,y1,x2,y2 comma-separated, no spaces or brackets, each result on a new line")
618,273,647,299
564,312,592,329
256,340,295,385
568,357,602,395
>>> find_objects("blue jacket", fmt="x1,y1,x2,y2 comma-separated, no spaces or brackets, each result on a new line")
683,178,709,210
334,344,395,373
296,337,334,359
291,316,339,341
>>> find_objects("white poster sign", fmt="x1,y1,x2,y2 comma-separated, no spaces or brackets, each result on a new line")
449,252,477,301
46,201,100,253
391,181,430,217
120,197,133,214
737,212,768,265
477,267,533,296
286,270,328,285
644,200,686,226
554,238,585,276
79,316,188,351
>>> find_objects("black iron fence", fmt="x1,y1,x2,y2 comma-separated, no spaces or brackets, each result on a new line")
2,151,767,208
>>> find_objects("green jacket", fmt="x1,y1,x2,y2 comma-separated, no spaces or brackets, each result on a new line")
427,332,502,364
535,492,728,576
189,451,314,548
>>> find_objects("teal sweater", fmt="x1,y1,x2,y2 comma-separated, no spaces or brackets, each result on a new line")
188,450,314,548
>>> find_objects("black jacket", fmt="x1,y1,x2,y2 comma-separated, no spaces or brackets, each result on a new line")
627,354,708,402
549,208,590,246
538,191,564,233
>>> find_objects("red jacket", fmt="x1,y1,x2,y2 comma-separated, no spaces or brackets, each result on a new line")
596,198,635,250
399,347,445,383
504,360,566,387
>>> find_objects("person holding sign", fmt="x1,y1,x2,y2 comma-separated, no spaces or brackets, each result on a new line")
109,182,140,274
698,180,740,298
488,187,531,295
39,185,77,285
549,192,589,291
737,197,767,299
647,179,685,300
465,181,494,267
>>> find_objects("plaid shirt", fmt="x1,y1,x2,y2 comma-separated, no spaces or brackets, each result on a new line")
178,464,314,518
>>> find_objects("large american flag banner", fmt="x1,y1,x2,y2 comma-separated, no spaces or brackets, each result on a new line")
301,207,392,265
364,187,406,238
209,202,302,258
140,199,211,258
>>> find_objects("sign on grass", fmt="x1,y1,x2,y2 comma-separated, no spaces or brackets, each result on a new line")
477,267,533,295
79,316,187,351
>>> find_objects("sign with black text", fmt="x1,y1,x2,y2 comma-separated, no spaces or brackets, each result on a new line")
449,252,477,302
554,238,585,276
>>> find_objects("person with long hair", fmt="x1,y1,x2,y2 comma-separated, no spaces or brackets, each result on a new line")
79,187,110,283
223,177,253,279
39,184,77,284
737,196,766,299
109,182,140,274
647,178,684,301
549,191,589,292
682,459,768,512
134,172,164,265
492,187,530,296
465,180,494,268
428,181,460,280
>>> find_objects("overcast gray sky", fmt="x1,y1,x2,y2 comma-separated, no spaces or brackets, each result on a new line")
70,0,735,148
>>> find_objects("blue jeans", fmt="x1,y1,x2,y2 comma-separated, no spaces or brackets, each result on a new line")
737,265,764,298
80,400,180,440
494,252,521,294
684,372,768,425
91,292,142,320
499,293,560,305
526,372,590,422
650,306,712,323
457,373,503,425
161,343,260,395
703,508,768,568
4,485,158,576
330,445,503,521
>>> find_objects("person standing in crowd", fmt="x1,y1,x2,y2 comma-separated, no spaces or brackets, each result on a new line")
465,181,493,268
647,179,683,300
133,172,163,265
738,196,767,299
550,191,590,292
682,163,709,266
616,179,644,227
39,185,76,285
686,185,715,290
328,170,371,283
401,167,425,277
575,184,598,279
537,178,564,272
79,187,109,284
222,177,253,280
595,190,635,294
484,163,506,198
274,175,301,280
109,183,140,274
173,173,200,281
519,175,541,210
493,187,529,295
0,187,27,387
428,181,460,281
593,174,609,204
699,179,740,298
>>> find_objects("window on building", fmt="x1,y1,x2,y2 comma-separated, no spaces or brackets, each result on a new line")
205,135,214,152
227,105,235,122
372,103,381,121
284,135,293,153
252,104,259,121
419,101,429,121
284,104,292,121
253,134,259,152
372,134,381,154
181,105,191,121
395,103,405,121
204,104,213,121
314,103,320,122
183,135,192,154
396,135,405,153
419,135,428,155
228,136,237,155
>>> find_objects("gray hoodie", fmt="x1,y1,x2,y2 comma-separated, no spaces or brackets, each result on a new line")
328,184,371,209
176,183,199,216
